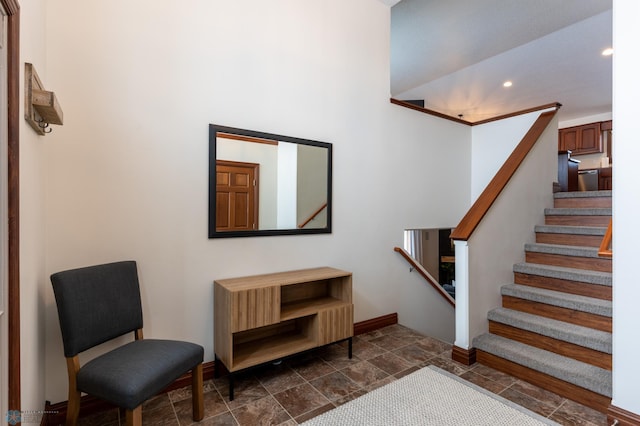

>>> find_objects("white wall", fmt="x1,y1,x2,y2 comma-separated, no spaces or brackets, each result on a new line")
558,112,612,129
458,113,558,348
612,0,640,416
384,105,469,343
42,0,471,404
471,110,555,201
19,0,48,416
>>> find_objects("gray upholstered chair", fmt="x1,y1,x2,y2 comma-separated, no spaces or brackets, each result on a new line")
51,261,204,426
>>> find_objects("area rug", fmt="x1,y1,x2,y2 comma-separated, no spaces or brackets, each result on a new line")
301,365,559,426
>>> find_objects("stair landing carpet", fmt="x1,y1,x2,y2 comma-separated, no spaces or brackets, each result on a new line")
301,366,559,426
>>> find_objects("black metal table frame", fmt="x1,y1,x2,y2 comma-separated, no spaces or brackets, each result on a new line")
214,336,353,401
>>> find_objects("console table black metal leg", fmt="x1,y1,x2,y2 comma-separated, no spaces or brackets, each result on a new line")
348,337,353,359
214,354,220,379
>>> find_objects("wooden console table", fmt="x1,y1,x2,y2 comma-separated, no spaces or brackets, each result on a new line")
214,267,354,400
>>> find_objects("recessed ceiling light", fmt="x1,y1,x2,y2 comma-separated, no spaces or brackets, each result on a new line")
602,48,613,56
503,81,513,88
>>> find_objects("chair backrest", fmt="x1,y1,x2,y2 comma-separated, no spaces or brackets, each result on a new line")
51,260,144,357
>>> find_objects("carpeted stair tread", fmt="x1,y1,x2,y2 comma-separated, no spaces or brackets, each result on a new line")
473,334,611,397
501,284,611,317
534,225,607,236
488,307,611,353
544,207,611,216
553,190,611,199
524,243,603,258
513,262,611,287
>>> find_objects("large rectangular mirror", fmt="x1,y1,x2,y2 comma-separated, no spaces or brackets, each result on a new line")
209,124,332,238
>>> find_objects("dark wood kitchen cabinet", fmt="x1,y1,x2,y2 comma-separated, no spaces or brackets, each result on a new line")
558,122,603,155
601,120,612,159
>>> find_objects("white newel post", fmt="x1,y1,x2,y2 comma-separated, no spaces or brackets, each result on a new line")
454,240,470,349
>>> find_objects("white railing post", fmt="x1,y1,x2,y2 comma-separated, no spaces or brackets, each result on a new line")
454,240,470,349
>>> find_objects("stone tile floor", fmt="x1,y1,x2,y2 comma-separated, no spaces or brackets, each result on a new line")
77,324,608,425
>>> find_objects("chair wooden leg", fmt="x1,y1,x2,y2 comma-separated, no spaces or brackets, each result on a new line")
66,389,81,426
66,357,81,426
192,363,204,421
126,406,142,426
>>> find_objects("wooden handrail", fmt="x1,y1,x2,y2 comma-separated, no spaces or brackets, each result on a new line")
390,98,561,126
298,203,327,228
394,247,455,308
450,109,559,241
217,132,279,146
390,98,471,125
471,102,562,126
598,218,612,258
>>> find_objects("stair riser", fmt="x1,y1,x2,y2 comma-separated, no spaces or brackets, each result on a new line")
525,252,612,273
479,192,615,410
488,321,611,370
535,232,603,248
476,350,611,413
554,197,612,209
545,215,611,227
513,272,611,301
502,295,611,333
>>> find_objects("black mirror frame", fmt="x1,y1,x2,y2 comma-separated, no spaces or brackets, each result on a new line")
208,124,333,238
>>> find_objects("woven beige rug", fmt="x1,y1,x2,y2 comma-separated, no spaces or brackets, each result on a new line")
301,365,560,426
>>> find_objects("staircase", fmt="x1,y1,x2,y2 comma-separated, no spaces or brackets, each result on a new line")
473,190,612,413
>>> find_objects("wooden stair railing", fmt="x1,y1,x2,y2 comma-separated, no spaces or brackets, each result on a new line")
298,203,327,228
450,109,559,241
391,98,561,126
393,247,455,308
598,218,612,258
448,106,566,367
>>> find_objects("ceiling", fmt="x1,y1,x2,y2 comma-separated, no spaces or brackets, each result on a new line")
389,0,612,123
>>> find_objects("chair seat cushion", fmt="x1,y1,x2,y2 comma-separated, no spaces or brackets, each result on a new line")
77,339,204,410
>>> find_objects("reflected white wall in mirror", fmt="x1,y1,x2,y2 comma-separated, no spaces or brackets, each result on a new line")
276,141,297,229
297,144,328,229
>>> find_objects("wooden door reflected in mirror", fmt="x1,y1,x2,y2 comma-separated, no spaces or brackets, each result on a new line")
215,160,259,231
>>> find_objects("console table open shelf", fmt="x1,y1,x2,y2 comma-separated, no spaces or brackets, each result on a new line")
214,267,353,400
